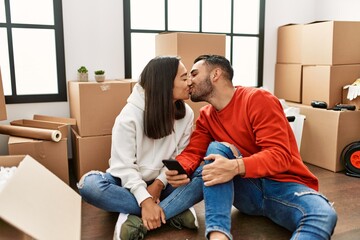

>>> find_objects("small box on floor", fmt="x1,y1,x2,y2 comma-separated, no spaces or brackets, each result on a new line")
71,128,111,181
0,155,81,239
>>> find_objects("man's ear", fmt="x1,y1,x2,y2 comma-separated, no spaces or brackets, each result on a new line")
212,68,221,81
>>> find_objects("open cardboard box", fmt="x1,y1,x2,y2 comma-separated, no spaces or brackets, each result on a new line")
0,155,81,239
10,114,76,139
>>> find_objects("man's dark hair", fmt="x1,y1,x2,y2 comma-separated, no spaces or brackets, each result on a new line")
194,54,234,81
139,56,186,139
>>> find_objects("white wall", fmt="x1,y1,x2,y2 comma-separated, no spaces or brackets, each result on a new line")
0,0,124,154
2,0,360,155
263,0,315,92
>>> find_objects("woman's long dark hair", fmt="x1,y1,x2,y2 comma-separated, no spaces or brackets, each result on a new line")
139,56,186,139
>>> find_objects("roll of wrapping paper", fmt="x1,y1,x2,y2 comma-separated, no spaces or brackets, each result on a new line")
0,125,62,142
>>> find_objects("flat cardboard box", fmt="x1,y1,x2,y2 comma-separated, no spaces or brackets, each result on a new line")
10,114,76,139
0,67,7,121
276,24,303,64
287,102,360,172
274,63,302,103
342,88,360,110
0,155,81,239
155,32,226,72
8,136,69,184
302,21,360,65
71,128,111,181
302,64,360,108
68,80,132,137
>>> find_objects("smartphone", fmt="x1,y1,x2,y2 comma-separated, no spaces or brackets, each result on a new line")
162,159,188,176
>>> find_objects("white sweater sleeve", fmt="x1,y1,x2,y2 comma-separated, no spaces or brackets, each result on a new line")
108,107,151,206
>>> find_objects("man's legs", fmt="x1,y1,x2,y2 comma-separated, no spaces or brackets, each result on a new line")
203,141,240,240
232,177,338,240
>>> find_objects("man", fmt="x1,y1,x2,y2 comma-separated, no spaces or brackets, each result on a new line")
166,55,337,240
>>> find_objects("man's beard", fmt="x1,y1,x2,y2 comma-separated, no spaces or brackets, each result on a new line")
190,75,213,102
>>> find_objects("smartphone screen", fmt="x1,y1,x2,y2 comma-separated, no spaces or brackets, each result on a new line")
162,159,188,176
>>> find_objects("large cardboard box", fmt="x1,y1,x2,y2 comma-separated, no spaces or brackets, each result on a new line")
68,80,132,137
155,32,224,124
155,32,226,74
302,64,360,108
274,63,302,103
276,24,303,64
0,155,81,239
288,102,360,172
8,137,69,184
71,128,111,181
185,100,209,126
302,21,360,65
0,67,7,121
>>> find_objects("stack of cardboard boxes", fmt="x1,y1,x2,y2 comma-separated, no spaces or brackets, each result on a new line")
0,69,82,239
275,21,360,172
7,114,75,184
68,79,137,181
1,65,75,185
155,32,227,124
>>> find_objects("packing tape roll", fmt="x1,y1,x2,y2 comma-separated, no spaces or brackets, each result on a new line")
340,141,360,175
0,125,62,142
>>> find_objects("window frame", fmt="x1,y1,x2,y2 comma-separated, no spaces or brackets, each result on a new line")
0,0,66,104
123,0,265,87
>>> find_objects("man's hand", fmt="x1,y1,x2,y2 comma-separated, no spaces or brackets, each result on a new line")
146,179,164,204
165,170,190,187
202,154,241,186
140,198,166,230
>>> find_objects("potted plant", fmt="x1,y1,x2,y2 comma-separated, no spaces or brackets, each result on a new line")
77,66,88,82
94,70,105,82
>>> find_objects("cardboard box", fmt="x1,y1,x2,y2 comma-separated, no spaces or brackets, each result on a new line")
155,32,226,72
274,63,302,103
185,100,209,126
276,24,303,64
287,102,360,172
8,137,69,184
10,114,76,139
68,80,132,137
0,67,7,121
302,64,360,108
0,155,81,239
342,87,360,110
71,128,111,181
302,21,360,65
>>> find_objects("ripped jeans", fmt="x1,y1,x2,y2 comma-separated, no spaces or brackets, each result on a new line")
204,141,337,240
77,166,203,220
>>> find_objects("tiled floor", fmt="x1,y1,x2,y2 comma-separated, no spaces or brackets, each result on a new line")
73,163,360,240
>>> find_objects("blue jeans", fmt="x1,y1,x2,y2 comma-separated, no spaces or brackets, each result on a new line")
77,166,203,220
204,141,338,240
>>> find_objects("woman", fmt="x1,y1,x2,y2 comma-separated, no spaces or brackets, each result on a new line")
77,56,204,240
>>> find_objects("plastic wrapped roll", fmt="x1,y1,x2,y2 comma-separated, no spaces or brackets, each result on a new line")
0,125,62,142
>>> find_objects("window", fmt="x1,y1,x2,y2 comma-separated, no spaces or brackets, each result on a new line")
0,0,66,104
123,0,265,87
